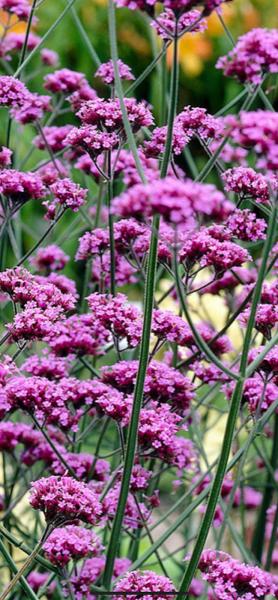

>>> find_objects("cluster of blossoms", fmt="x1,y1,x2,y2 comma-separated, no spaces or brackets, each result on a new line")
216,28,278,84
0,0,278,597
198,550,278,598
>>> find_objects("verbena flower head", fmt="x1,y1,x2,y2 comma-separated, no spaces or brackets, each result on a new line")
27,571,56,595
30,245,69,272
40,48,59,66
113,570,176,600
226,208,267,242
44,178,87,219
66,125,119,157
10,92,51,124
0,0,31,20
77,97,153,132
43,525,103,566
0,169,45,206
112,176,233,224
0,146,12,167
44,68,86,94
95,59,134,84
151,9,206,40
222,167,277,203
198,550,277,598
0,76,29,107
29,475,102,525
22,353,70,380
87,293,142,347
216,28,278,84
34,125,73,152
47,313,110,356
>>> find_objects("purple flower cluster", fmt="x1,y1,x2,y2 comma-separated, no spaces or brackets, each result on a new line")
198,550,277,598
29,475,102,524
43,525,102,566
217,28,278,84
113,570,175,600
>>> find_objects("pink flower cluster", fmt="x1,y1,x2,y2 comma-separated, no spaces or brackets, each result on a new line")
198,550,277,598
217,28,278,84
43,525,102,566
29,475,102,525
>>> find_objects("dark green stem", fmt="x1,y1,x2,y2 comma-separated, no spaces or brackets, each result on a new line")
252,413,278,562
178,201,277,595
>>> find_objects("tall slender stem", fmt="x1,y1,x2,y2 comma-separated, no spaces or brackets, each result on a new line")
102,20,180,591
177,200,277,596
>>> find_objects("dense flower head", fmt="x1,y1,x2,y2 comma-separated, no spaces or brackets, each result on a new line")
10,92,51,124
22,353,70,379
0,267,76,312
0,169,45,204
30,244,69,272
47,313,109,356
37,160,69,186
0,146,12,167
144,123,190,157
177,105,221,140
40,48,59,66
138,402,184,463
7,304,65,342
66,124,119,157
248,346,278,375
77,97,153,132
112,177,233,224
4,375,83,430
51,450,110,483
103,482,150,528
1,32,41,62
43,525,103,566
29,475,102,525
240,303,278,339
95,59,134,84
198,550,277,598
222,111,278,172
179,229,250,271
71,556,130,598
0,76,29,107
34,125,73,152
151,9,206,40
222,167,276,203
27,571,56,595
216,28,278,84
44,68,86,94
226,209,267,242
113,0,229,14
87,293,142,347
113,570,175,600
43,178,87,219
68,81,98,111
242,376,278,414
0,0,31,19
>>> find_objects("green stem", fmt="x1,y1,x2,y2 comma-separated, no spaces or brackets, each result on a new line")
102,20,180,591
0,537,38,600
251,413,278,562
178,201,277,596
107,152,116,296
13,0,78,78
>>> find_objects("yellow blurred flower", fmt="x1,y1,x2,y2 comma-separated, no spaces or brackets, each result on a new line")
118,25,151,56
167,33,212,77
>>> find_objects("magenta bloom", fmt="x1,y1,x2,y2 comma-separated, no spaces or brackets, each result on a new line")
0,76,29,107
217,28,278,84
95,59,134,84
222,167,276,203
113,570,175,600
43,525,102,566
29,476,102,525
0,0,31,19
0,146,12,167
44,68,85,94
198,550,277,599
30,245,69,272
